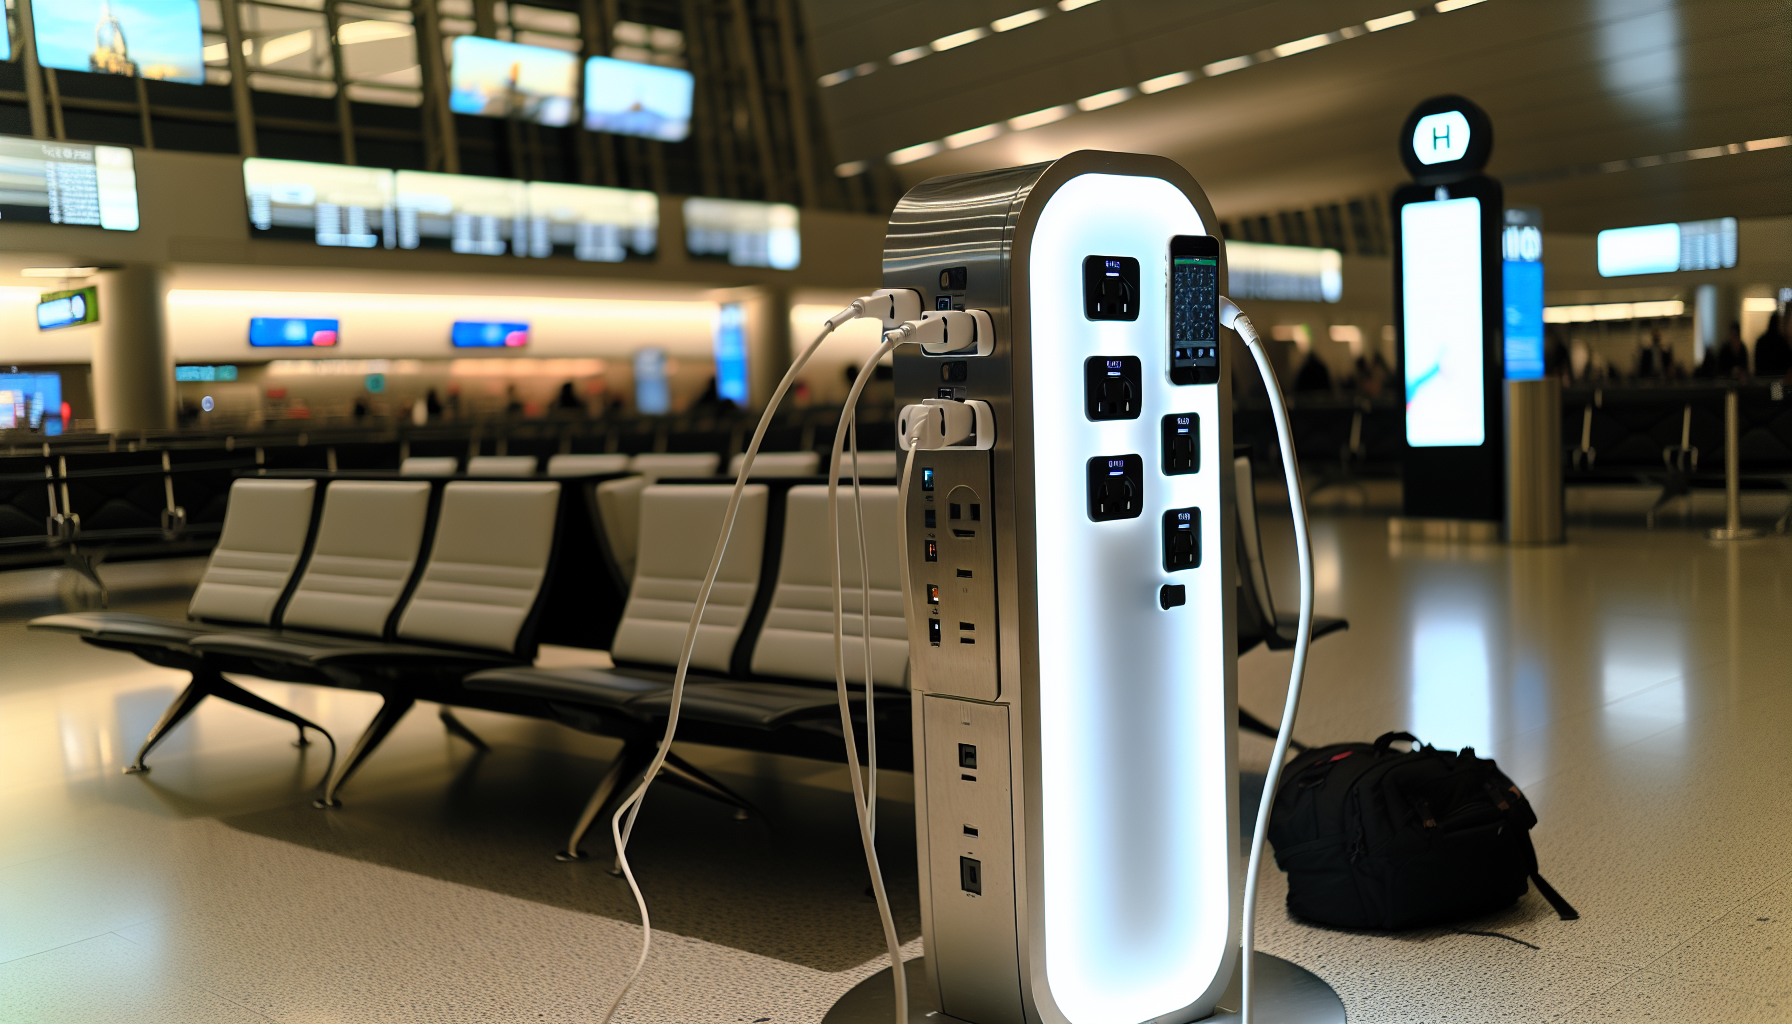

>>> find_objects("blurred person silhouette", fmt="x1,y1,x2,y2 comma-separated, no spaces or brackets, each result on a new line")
1636,328,1674,378
425,388,443,419
1752,312,1790,379
504,383,523,416
1704,321,1751,379
556,381,584,412
1294,350,1333,393
1544,325,1572,382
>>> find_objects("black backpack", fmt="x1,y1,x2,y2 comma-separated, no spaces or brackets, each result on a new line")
1266,731,1578,930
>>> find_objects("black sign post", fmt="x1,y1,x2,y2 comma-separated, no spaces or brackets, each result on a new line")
1391,95,1505,524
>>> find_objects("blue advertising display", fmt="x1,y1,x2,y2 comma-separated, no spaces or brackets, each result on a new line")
249,317,339,347
1502,208,1544,381
634,347,670,415
582,56,694,142
451,320,529,348
0,372,63,433
712,303,749,405
32,0,205,84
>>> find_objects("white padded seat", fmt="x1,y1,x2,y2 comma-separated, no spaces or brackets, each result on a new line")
279,481,431,636
836,450,899,478
727,451,820,478
468,455,538,477
609,484,768,673
629,452,719,480
595,476,648,585
400,456,459,476
546,453,630,477
396,481,561,653
750,485,908,687
187,479,318,625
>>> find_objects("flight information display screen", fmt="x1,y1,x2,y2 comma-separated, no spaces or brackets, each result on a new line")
526,181,657,261
683,198,799,269
0,136,139,229
244,158,396,248
395,170,525,256
1401,197,1485,448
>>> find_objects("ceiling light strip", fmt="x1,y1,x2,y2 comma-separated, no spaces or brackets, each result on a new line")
1505,136,1792,187
846,2,1492,174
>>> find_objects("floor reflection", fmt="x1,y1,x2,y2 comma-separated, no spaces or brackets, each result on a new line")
1407,601,1494,756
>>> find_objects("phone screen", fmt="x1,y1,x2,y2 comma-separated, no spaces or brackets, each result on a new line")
1169,236,1221,385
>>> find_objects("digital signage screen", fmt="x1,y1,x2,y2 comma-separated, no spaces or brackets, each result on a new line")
1400,197,1485,448
683,198,800,270
32,0,205,84
582,56,694,142
244,158,396,248
451,321,529,348
713,303,748,405
1597,217,1738,277
0,372,63,433
526,181,657,261
37,287,99,331
395,170,526,256
449,36,578,127
249,317,339,347
0,136,139,229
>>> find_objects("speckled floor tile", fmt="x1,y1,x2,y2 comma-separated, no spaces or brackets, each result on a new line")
1643,872,1792,999
1549,969,1792,1023
0,933,272,1023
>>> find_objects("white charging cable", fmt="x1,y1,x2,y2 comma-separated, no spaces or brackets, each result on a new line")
596,288,921,1024
1222,295,1314,1024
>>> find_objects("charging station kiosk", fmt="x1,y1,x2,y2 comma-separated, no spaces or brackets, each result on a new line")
824,151,1346,1024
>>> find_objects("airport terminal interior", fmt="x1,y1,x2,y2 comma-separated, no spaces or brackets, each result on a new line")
0,1,1789,1022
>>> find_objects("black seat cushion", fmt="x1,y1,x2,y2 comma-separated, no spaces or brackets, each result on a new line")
30,612,215,648
464,665,728,711
632,681,887,730
190,631,521,669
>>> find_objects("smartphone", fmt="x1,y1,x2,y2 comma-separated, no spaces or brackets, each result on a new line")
1169,235,1221,385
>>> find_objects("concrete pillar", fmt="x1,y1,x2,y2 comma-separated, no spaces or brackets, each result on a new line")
93,264,173,432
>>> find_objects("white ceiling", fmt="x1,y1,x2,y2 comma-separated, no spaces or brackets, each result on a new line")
800,0,1791,233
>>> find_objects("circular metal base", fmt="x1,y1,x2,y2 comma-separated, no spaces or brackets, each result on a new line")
1708,527,1763,541
823,953,1344,1024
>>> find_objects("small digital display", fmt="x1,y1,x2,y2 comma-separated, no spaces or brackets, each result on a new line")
176,365,238,381
1170,249,1220,385
451,321,529,348
37,287,98,331
249,317,339,347
921,467,935,491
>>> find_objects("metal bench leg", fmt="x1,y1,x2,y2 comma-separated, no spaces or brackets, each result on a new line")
125,670,217,773
62,546,108,607
559,739,656,862
437,707,491,751
206,677,337,774
662,749,759,821
315,695,415,809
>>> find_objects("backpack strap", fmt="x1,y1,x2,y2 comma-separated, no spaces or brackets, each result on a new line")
1372,731,1418,756
1531,873,1580,920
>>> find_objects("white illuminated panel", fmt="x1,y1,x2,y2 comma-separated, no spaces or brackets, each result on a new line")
1402,197,1485,448
1597,222,1680,277
1029,174,1230,1024
1226,240,1342,303
1412,110,1472,165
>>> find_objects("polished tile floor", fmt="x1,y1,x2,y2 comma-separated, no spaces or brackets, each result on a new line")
2,517,1788,1023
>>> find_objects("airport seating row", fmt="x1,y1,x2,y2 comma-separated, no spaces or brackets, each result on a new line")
30,468,911,857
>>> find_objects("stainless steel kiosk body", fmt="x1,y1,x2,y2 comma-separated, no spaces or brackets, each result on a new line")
885,151,1240,1024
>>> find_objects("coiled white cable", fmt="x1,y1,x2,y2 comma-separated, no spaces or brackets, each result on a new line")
597,295,904,1024
1222,295,1314,1024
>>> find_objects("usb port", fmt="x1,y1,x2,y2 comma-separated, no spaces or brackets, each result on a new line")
963,825,979,837
929,619,941,646
958,622,974,631
952,529,975,538
959,637,975,644
960,856,982,895
956,568,972,578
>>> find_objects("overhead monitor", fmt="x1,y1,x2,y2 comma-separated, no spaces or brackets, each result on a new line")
0,136,139,230
249,317,340,347
1225,241,1342,303
0,11,8,57
175,365,239,382
683,198,800,270
449,36,578,127
1401,196,1485,448
244,158,396,248
37,287,99,331
525,181,658,261
32,0,205,84
634,347,670,414
451,320,529,348
1597,217,1738,277
395,170,526,255
582,56,694,142
0,371,63,433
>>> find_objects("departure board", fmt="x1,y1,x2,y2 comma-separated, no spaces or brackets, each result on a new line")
395,170,526,255
526,181,657,261
683,197,799,269
244,158,395,248
0,136,139,230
